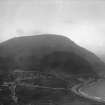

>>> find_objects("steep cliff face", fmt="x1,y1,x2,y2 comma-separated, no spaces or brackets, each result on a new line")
0,34,104,77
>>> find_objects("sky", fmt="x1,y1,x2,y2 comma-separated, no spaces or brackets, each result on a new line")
0,0,105,60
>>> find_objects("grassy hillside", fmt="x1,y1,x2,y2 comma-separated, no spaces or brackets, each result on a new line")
0,34,104,105
0,34,104,77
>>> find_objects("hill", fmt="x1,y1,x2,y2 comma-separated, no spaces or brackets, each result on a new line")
0,34,104,78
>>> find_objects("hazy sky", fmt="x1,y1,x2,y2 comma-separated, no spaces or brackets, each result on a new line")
0,0,105,58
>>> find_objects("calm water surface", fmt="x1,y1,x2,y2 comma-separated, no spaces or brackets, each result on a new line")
72,79,105,102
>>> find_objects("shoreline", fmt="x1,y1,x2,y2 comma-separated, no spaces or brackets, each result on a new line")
71,79,105,103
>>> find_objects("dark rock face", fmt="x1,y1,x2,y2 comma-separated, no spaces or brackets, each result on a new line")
0,34,104,105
